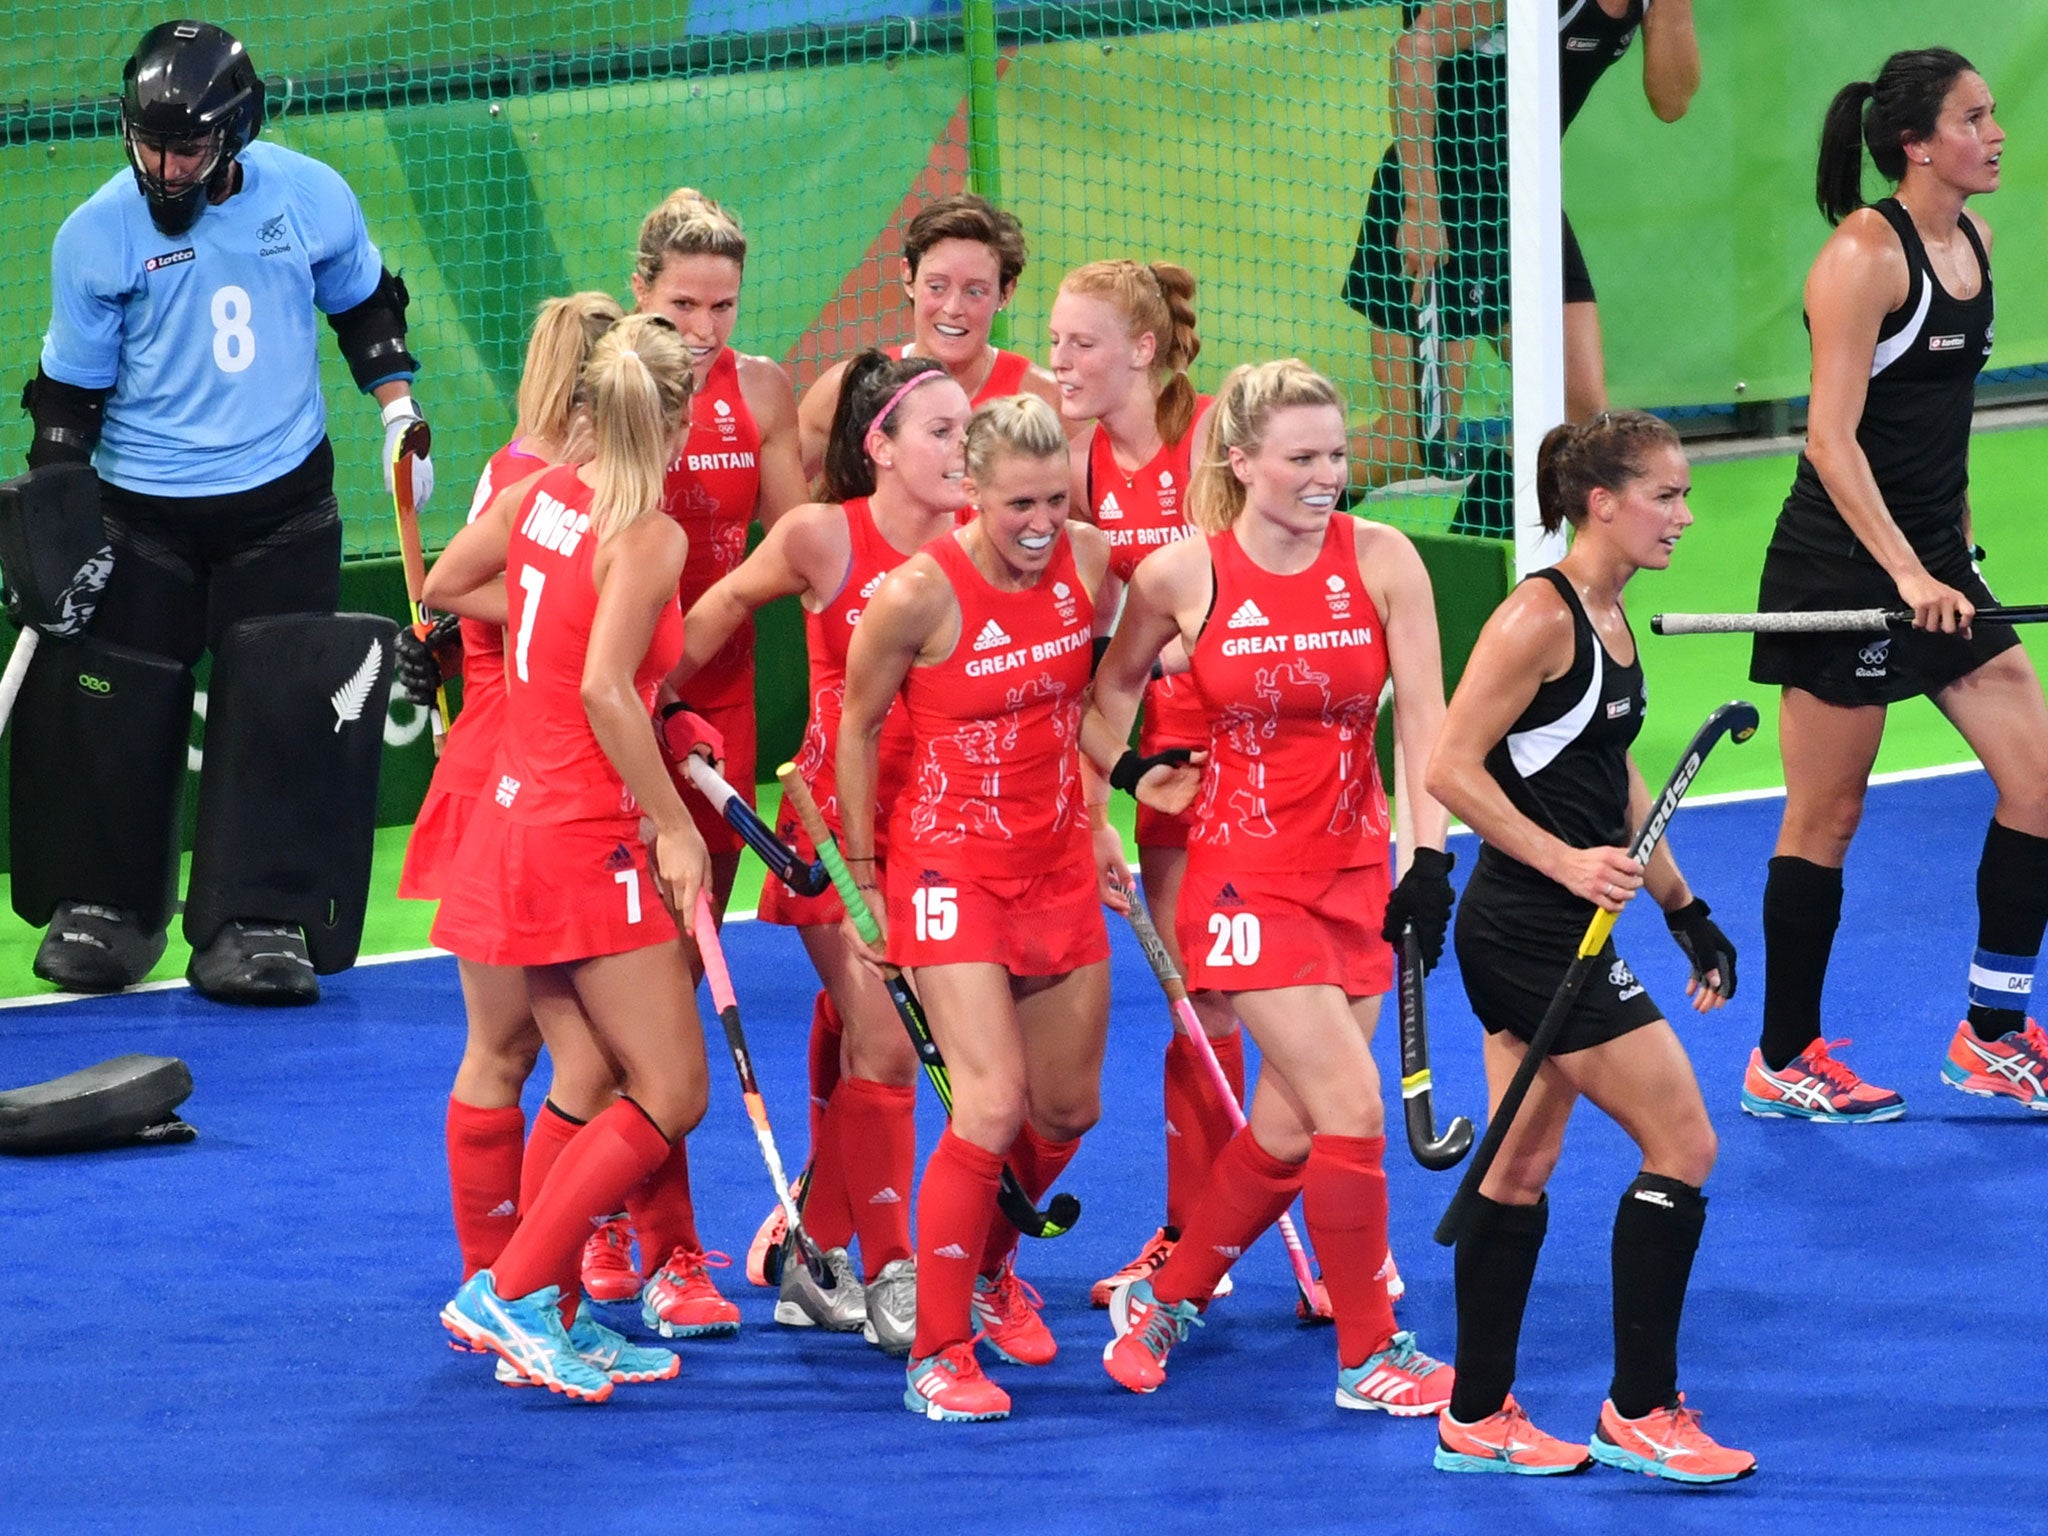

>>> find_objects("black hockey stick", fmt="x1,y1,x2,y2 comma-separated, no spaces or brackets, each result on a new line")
1396,928,1473,1171
1652,604,2048,636
1434,700,1760,1246
776,762,1079,1240
691,892,837,1290
680,755,829,897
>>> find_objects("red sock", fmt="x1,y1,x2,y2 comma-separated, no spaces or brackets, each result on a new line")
492,1101,672,1302
1152,1127,1304,1307
518,1100,584,1215
445,1098,525,1279
835,1076,917,1279
1302,1133,1396,1368
626,1135,700,1273
978,1124,1080,1277
912,1129,1003,1359
800,991,853,1248
1164,1029,1244,1231
808,989,845,1150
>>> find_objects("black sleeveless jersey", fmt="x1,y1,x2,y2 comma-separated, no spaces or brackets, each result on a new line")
1478,568,1646,888
1395,0,1643,188
1780,199,1993,553
1559,0,1645,132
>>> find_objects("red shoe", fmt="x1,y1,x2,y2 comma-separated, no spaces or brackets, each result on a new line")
580,1214,642,1304
1335,1331,1454,1417
1435,1395,1593,1475
1089,1226,1177,1308
1590,1395,1756,1484
1101,1278,1203,1393
1741,1039,1904,1123
972,1258,1056,1366
1942,1018,2048,1110
640,1248,741,1339
904,1341,1010,1422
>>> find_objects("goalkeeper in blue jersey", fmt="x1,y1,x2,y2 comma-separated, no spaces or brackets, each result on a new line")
13,20,425,1003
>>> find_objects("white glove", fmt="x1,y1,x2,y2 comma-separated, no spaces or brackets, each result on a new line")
381,395,436,509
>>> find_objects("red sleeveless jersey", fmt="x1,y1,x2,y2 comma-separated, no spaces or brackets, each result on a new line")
663,347,760,713
430,437,540,797
792,497,919,841
1187,515,1389,871
495,465,684,828
894,531,1094,876
885,344,1034,407
1086,405,1213,758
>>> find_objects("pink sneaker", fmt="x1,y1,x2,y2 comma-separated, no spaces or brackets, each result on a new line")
1741,1039,1904,1122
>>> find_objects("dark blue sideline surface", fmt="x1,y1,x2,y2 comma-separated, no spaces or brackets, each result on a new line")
2,771,2041,1534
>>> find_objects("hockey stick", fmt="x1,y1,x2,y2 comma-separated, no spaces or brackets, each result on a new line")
1397,928,1474,1171
679,756,829,896
1434,700,1760,1247
1652,604,2048,636
0,627,37,739
389,417,449,756
1117,878,1333,1322
690,890,837,1289
775,762,1080,1240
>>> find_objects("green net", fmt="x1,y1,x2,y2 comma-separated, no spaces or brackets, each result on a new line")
1,1,1518,557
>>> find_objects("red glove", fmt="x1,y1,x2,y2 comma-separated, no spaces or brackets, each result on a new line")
657,702,726,773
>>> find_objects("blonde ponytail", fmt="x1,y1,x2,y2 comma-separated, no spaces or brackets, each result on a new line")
515,291,625,447
582,313,694,541
634,187,747,284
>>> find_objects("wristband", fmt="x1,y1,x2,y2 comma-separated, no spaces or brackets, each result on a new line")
1109,746,1193,795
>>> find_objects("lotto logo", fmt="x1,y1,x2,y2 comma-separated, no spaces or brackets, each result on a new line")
1226,599,1269,630
972,618,1013,651
1606,697,1632,719
494,775,521,808
859,571,887,598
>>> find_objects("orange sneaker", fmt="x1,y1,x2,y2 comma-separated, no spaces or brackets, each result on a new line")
1590,1395,1756,1484
904,1341,1010,1422
1435,1396,1592,1475
972,1258,1056,1366
1741,1039,1904,1123
1941,1018,2048,1110
580,1214,642,1304
1090,1226,1177,1308
640,1247,741,1339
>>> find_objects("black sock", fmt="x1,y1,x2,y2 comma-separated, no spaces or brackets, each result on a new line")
1609,1174,1706,1420
1448,1194,1548,1423
1967,820,2048,1041
1760,856,1843,1070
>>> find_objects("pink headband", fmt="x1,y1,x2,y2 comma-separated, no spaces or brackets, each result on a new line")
868,369,944,439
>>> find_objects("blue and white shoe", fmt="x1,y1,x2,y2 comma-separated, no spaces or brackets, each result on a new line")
1335,1330,1454,1417
441,1272,613,1403
493,1309,680,1386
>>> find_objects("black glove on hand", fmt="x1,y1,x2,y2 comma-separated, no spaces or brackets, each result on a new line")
1666,897,1737,999
1380,846,1456,973
395,610,461,707
1109,746,1193,795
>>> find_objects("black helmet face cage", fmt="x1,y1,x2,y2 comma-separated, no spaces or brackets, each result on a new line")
122,118,229,202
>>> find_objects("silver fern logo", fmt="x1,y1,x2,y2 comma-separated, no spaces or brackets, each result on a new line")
330,641,384,732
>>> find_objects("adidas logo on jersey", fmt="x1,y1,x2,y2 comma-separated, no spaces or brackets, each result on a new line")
485,1200,517,1219
973,618,1013,651
869,1187,902,1205
1098,492,1125,521
1215,882,1245,907
604,842,635,872
1226,599,1270,630
860,571,887,598
934,1243,971,1260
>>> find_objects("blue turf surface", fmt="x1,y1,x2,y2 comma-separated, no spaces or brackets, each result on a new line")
3,770,2043,1534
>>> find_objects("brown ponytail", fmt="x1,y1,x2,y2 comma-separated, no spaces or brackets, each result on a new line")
1534,410,1680,533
